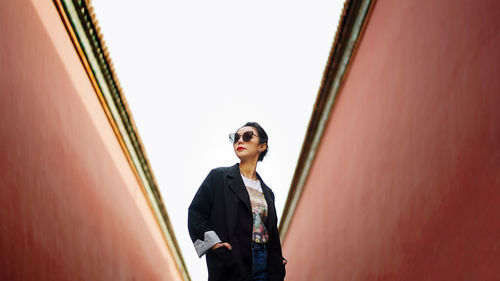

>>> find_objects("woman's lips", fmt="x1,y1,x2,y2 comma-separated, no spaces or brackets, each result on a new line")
237,147,245,151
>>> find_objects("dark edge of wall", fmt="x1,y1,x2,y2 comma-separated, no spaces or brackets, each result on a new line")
279,0,377,243
53,1,190,280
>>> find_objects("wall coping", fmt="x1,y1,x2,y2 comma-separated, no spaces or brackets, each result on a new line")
53,1,190,280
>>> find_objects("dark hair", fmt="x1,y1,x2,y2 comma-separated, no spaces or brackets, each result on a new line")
241,121,269,161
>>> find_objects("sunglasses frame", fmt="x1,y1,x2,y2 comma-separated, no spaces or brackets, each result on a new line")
229,131,258,144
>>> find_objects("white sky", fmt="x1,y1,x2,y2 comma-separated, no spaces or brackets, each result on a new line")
91,1,344,280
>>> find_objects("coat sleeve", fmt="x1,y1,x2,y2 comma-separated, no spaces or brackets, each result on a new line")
267,190,287,280
188,169,221,257
270,190,287,262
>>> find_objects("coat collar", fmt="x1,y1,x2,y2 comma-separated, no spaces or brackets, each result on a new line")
227,162,269,187
226,163,276,223
227,163,252,212
256,170,277,231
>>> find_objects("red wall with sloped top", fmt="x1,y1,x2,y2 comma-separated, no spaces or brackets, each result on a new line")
282,0,500,280
0,1,183,280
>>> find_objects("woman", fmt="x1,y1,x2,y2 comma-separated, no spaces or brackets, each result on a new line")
188,122,287,281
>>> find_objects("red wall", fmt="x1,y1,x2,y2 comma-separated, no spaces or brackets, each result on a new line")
0,1,182,280
283,0,500,280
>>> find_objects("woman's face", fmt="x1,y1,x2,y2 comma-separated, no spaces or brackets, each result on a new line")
233,126,266,161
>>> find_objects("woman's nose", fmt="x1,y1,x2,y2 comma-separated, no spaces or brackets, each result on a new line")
236,136,244,145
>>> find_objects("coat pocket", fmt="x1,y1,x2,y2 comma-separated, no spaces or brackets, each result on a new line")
206,247,241,281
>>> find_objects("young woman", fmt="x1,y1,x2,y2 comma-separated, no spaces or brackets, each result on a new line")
188,122,286,281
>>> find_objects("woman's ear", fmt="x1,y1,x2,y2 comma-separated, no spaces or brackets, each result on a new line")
259,143,267,152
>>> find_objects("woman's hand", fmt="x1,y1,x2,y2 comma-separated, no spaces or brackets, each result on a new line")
211,242,232,251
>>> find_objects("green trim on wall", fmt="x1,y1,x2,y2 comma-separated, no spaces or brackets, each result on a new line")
59,1,190,280
279,0,376,242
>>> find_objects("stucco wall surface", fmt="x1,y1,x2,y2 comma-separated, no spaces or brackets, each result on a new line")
0,1,182,280
282,0,500,280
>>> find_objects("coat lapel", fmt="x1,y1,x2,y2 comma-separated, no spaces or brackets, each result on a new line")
226,163,252,213
226,164,277,234
257,173,277,232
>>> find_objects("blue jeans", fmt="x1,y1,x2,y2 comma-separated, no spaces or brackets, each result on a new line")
252,244,269,281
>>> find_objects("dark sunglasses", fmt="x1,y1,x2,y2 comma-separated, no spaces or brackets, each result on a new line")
229,131,258,144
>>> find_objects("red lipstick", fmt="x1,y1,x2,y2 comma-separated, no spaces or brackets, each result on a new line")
237,147,245,151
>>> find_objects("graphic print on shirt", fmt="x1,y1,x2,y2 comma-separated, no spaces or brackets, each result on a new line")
246,187,269,244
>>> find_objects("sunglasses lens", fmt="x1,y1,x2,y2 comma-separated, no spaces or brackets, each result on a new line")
229,133,240,144
230,131,256,144
243,131,253,142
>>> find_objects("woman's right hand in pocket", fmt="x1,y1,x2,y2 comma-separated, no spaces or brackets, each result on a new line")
211,242,232,251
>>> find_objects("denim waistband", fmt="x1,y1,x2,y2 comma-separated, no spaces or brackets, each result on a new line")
252,243,268,249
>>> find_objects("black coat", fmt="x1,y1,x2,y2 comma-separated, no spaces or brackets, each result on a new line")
188,163,286,281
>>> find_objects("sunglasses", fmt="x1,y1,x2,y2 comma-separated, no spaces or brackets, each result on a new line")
229,131,258,144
